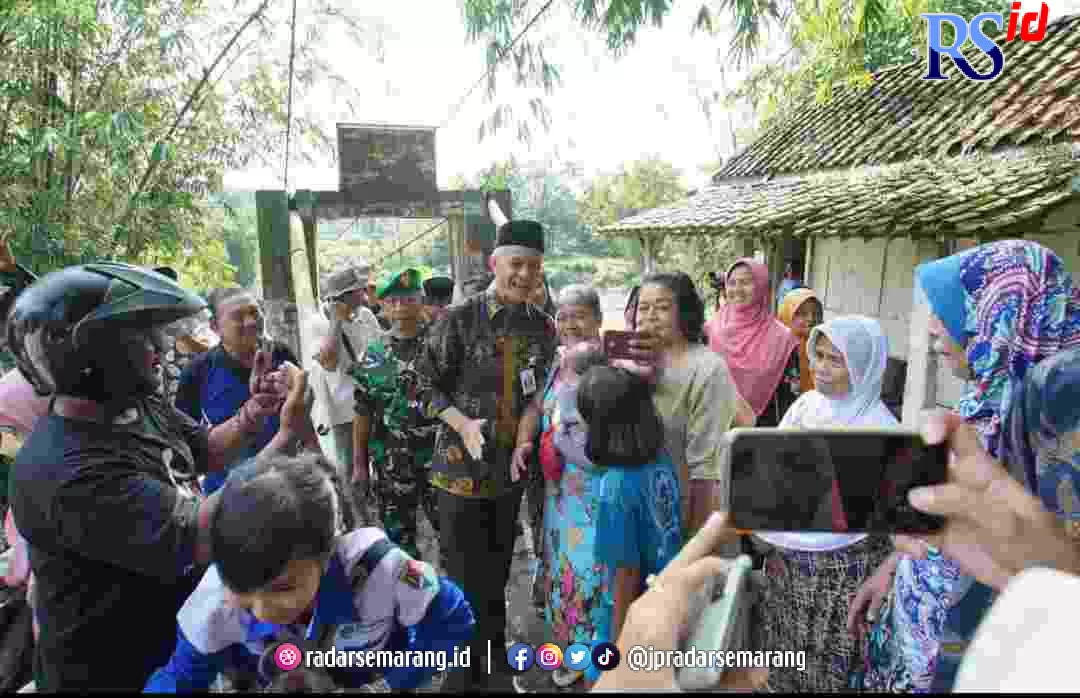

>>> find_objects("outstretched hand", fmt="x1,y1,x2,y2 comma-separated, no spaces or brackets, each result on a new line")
906,410,1080,590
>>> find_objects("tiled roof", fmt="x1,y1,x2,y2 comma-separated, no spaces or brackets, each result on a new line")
715,14,1080,180
599,143,1078,239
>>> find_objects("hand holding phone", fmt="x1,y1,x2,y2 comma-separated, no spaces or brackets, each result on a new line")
604,330,658,363
726,428,949,535
677,555,761,690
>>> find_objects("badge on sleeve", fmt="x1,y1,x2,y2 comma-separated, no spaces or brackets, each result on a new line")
520,368,537,396
399,558,437,592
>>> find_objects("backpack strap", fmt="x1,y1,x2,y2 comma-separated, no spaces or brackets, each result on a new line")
340,328,358,364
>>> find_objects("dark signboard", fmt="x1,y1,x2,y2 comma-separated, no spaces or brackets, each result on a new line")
337,123,438,212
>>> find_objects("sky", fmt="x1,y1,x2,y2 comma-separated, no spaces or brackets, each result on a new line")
222,0,1080,194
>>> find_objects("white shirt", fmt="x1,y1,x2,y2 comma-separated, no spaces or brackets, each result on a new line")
310,309,384,429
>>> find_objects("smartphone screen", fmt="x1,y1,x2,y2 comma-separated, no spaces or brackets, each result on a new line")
727,428,948,534
603,330,640,361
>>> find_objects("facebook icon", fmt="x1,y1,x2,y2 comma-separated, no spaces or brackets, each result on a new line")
506,643,535,672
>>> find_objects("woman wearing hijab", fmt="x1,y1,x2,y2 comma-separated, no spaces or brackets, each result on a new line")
705,259,800,427
753,315,895,691
778,287,823,396
850,240,1080,692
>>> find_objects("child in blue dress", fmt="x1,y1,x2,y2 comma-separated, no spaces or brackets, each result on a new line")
144,452,474,692
577,365,683,687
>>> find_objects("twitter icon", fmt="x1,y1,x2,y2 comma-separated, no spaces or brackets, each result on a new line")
564,643,592,672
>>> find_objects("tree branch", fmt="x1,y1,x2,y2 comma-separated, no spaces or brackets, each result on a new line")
116,0,271,257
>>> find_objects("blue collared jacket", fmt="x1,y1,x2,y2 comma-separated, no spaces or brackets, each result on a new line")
144,529,474,692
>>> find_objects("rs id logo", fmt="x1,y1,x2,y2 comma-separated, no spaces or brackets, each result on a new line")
921,1,1048,81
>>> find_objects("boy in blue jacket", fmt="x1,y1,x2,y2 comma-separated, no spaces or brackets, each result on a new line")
145,453,474,692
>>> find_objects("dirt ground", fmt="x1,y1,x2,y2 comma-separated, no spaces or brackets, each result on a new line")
411,498,574,694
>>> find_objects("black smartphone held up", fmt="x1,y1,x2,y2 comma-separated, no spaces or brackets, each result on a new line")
603,330,642,361
726,427,948,535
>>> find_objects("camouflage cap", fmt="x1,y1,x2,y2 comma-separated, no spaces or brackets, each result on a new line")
323,263,370,299
375,268,424,300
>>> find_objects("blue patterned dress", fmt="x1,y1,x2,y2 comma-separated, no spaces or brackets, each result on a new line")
541,368,607,650
590,457,682,683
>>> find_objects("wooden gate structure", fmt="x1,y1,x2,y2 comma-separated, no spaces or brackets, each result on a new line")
254,123,511,361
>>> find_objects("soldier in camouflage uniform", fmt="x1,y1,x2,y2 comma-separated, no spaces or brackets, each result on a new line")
348,268,438,562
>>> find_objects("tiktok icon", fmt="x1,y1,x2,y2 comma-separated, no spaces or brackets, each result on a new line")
591,642,621,672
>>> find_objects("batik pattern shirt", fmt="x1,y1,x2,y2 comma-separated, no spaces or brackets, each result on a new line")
416,287,557,499
349,333,439,481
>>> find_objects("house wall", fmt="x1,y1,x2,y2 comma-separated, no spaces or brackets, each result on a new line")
805,201,1080,423
806,236,937,360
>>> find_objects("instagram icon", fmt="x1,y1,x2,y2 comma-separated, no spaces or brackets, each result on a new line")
536,643,563,671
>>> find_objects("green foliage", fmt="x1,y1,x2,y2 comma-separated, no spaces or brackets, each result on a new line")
717,0,1010,128
459,0,1010,144
475,157,606,257
578,156,686,229
0,0,386,283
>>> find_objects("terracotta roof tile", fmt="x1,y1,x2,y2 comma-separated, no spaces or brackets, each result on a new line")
599,144,1077,239
715,14,1080,179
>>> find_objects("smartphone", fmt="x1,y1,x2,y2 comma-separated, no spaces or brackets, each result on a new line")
603,330,642,361
726,427,948,534
677,555,759,690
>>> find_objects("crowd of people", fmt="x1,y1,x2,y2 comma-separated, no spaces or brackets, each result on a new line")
0,217,1078,694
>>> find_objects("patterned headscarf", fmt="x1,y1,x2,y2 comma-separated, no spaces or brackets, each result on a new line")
916,240,1080,461
1005,347,1080,525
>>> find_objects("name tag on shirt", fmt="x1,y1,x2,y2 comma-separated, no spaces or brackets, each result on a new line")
520,368,537,396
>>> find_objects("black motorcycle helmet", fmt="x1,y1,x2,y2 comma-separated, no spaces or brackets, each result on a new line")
6,263,206,401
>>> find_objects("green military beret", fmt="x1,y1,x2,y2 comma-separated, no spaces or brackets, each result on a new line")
375,267,424,300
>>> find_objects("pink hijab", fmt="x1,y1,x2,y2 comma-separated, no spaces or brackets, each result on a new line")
708,259,798,416
1,369,47,593
0,368,48,435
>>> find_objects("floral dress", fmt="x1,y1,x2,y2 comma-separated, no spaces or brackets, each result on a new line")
540,368,607,649
853,552,967,692
590,457,682,683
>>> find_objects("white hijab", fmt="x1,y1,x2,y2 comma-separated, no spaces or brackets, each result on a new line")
803,315,896,427
758,315,898,552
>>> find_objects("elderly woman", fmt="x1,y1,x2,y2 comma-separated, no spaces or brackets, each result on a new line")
636,272,738,536
513,284,605,690
754,315,895,691
850,240,1080,692
706,259,801,427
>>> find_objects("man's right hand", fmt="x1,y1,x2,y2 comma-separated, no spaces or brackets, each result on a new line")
458,418,487,461
441,407,486,461
276,362,310,438
511,441,533,482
